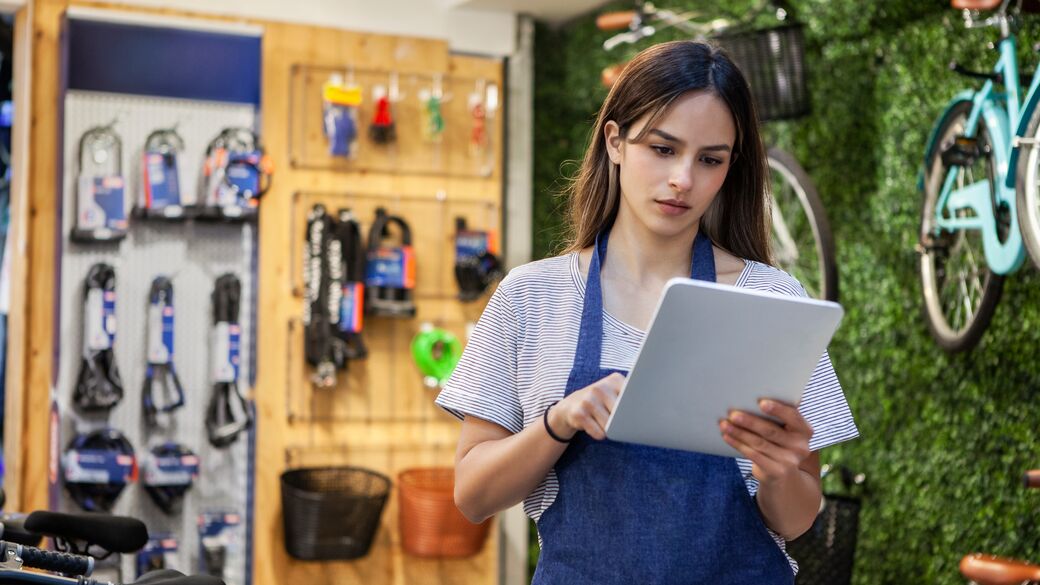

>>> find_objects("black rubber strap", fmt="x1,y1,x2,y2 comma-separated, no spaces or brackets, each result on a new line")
73,263,124,412
206,274,252,448
543,401,572,444
303,205,337,385
142,277,185,425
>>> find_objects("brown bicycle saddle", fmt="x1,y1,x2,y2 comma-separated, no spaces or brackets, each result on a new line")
960,554,1040,585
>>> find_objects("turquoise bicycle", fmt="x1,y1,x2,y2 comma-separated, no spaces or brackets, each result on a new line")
920,0,1040,352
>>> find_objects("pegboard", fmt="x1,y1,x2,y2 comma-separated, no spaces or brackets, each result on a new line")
286,190,498,423
289,65,500,177
53,90,258,584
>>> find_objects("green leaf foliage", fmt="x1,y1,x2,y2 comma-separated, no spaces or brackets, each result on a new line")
532,2,1040,582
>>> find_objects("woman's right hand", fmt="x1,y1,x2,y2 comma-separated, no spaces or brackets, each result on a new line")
547,372,626,441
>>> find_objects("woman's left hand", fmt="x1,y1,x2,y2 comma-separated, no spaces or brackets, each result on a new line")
718,399,814,486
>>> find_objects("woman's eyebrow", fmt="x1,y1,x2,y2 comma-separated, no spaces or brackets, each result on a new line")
647,128,731,152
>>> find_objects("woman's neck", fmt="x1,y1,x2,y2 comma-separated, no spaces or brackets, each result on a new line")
602,212,698,285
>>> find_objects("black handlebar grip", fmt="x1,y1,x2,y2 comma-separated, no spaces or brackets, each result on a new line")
16,545,93,576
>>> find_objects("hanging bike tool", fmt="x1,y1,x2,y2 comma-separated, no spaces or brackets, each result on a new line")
73,263,124,412
206,273,252,448
138,127,186,219
72,122,128,242
142,442,198,514
323,74,362,157
368,84,397,145
366,207,417,318
454,217,504,302
142,277,185,426
200,127,272,221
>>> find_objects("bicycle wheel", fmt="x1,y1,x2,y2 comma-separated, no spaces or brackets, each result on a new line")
1015,102,1040,269
767,147,839,302
919,101,1004,353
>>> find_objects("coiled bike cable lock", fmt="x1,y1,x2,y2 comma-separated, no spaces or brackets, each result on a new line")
142,277,185,425
454,217,504,302
410,324,461,388
366,207,416,318
206,274,252,447
62,428,136,512
74,263,124,412
142,442,198,514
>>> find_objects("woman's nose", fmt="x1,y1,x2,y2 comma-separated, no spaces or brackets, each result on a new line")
668,160,694,192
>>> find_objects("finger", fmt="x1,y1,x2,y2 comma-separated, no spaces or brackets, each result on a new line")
759,400,813,436
720,420,801,469
592,383,620,414
719,428,785,477
573,404,608,440
601,373,626,397
727,410,808,452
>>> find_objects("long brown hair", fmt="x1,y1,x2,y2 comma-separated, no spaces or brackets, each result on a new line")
560,40,772,265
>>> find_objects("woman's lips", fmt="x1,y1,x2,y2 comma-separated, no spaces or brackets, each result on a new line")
655,199,690,216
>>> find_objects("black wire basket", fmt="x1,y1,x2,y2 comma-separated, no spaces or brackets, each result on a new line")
280,466,392,561
786,493,861,585
713,22,810,122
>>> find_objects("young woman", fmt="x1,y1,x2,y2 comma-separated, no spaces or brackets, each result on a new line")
436,40,858,583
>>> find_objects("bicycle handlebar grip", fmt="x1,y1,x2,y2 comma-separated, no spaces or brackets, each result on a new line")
17,545,93,577
1024,470,1040,488
596,11,636,31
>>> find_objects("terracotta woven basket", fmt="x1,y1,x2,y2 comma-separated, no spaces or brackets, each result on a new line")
398,467,490,558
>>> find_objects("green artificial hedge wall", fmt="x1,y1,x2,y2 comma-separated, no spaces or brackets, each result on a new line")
531,2,1040,582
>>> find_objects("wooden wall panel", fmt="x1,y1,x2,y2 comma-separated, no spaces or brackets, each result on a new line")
12,2,505,584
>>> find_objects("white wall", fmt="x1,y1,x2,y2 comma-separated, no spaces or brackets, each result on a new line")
111,0,517,55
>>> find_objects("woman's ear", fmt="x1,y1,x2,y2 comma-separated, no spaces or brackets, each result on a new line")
604,120,623,164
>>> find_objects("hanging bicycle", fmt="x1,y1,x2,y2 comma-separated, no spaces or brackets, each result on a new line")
919,0,1040,352
598,1,839,302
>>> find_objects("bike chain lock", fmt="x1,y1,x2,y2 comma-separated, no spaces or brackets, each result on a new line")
206,274,252,448
142,277,186,426
74,263,124,412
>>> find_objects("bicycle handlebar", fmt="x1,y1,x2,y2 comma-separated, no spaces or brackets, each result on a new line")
1024,469,1040,488
12,544,94,577
596,11,637,31
0,569,104,585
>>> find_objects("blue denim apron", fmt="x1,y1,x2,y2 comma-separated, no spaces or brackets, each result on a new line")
532,229,795,584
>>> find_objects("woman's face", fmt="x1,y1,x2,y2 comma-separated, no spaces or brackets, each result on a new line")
604,90,736,239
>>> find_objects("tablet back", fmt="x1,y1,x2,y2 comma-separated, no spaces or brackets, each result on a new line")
604,277,843,458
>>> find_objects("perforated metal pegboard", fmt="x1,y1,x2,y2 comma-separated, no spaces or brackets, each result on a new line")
54,90,257,585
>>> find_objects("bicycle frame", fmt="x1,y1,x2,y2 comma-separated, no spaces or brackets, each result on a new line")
930,32,1034,275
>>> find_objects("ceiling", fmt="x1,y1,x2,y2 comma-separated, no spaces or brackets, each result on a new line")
446,0,613,24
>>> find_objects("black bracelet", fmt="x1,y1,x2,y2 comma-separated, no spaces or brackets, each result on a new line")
544,401,573,443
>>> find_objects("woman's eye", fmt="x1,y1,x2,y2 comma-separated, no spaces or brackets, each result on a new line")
650,145,674,156
701,156,724,166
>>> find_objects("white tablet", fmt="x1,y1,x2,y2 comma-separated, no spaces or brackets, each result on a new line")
604,277,844,458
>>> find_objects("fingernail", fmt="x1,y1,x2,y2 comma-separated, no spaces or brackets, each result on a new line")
730,412,746,424
760,400,775,412
719,421,730,432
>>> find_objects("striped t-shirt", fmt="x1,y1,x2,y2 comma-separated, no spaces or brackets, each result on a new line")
436,251,859,568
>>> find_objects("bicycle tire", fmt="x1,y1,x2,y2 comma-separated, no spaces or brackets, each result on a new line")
766,147,839,302
1015,100,1040,269
919,101,1004,353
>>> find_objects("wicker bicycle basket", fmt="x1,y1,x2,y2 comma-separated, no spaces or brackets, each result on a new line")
713,22,810,121
398,467,491,558
280,466,392,561
786,493,861,585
